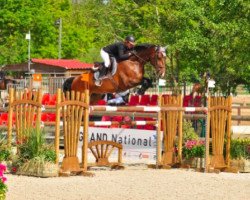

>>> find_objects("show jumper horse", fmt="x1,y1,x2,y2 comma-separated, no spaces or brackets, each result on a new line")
63,44,166,104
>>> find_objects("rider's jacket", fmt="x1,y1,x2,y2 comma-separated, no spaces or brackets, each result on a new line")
103,42,131,61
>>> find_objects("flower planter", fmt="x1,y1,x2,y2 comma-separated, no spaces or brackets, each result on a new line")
17,160,59,177
183,157,205,169
230,159,250,173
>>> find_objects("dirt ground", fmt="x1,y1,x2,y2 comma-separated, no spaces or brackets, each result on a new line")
5,166,250,200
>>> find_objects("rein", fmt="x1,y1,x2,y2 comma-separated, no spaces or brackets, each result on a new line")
132,52,148,63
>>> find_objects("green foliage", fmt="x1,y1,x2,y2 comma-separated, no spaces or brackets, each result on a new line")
0,133,11,162
230,138,250,159
18,127,56,164
183,120,198,142
0,0,249,94
182,140,205,159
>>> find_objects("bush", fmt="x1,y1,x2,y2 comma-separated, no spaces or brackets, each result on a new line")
230,138,250,160
182,140,205,159
18,127,56,164
0,134,11,162
183,120,198,142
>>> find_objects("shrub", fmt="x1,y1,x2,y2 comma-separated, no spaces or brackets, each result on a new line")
17,127,56,165
182,140,205,159
230,138,250,160
183,120,198,142
0,134,11,162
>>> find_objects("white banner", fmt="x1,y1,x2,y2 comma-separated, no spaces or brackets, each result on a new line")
75,127,159,164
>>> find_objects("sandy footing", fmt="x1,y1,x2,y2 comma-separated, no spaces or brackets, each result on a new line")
6,166,250,200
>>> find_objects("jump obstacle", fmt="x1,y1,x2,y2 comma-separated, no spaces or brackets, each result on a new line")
5,86,236,173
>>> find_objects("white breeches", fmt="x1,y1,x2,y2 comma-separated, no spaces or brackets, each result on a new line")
100,49,110,68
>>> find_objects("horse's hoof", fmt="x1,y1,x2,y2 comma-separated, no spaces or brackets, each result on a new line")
95,80,102,86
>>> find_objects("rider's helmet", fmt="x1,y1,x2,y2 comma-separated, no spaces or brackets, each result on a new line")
125,35,135,44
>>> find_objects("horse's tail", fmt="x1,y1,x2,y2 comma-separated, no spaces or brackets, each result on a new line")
63,77,75,93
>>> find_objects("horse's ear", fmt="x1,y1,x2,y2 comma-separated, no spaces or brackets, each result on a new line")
164,46,168,52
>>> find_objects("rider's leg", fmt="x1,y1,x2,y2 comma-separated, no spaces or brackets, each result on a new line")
100,49,110,68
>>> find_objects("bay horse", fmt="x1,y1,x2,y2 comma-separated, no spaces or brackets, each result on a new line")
63,44,166,104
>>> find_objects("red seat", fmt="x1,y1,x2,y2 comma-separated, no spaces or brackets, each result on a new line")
47,113,56,122
101,116,111,121
42,93,50,105
1,113,8,121
41,113,48,122
1,113,8,125
139,94,150,105
150,94,158,105
112,116,123,122
144,124,155,130
128,95,139,106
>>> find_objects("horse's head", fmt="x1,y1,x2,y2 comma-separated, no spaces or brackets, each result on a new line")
149,46,166,78
133,44,166,78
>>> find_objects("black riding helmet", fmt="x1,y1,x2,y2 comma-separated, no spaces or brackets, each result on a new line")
125,35,135,43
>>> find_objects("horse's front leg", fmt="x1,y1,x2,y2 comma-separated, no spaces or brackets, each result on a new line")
136,77,153,95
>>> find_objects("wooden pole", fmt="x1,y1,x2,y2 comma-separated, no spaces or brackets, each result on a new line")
156,94,162,167
55,88,61,164
226,96,232,167
82,88,89,171
178,95,183,163
7,88,14,147
205,96,211,172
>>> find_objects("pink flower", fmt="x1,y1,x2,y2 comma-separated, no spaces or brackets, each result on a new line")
0,164,7,172
199,140,205,145
0,176,7,183
2,176,7,183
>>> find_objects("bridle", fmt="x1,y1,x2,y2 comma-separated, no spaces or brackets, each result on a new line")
132,46,166,67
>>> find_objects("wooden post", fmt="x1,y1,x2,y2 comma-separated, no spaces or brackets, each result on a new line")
178,95,183,163
55,88,61,164
7,88,14,147
156,94,162,167
226,96,232,167
82,88,89,171
205,96,210,172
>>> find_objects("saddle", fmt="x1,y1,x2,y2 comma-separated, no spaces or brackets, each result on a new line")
93,57,117,85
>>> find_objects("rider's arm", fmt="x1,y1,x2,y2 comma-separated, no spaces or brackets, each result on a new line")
117,45,131,60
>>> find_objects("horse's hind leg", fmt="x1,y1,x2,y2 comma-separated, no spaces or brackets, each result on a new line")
63,77,75,93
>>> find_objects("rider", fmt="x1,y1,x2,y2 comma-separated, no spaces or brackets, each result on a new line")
100,35,136,70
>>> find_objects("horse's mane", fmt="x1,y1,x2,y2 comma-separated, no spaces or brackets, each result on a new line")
133,43,156,52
